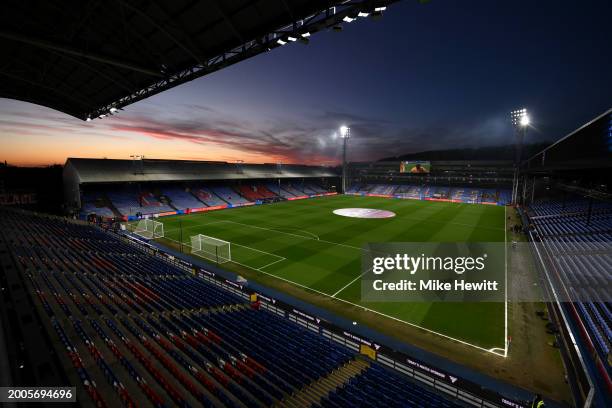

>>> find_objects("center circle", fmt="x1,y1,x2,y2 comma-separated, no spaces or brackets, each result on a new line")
333,208,396,219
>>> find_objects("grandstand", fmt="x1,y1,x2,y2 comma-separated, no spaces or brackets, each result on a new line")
0,207,473,407
160,187,204,211
346,160,513,205
193,187,229,208
518,108,612,408
64,158,337,219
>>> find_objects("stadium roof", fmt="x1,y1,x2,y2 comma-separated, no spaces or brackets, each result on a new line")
1,0,398,121
525,107,612,171
64,158,338,184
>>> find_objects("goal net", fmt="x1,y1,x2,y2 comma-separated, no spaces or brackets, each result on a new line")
191,234,231,264
134,219,164,239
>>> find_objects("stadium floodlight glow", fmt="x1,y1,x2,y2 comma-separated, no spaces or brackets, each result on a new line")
277,38,287,45
109,107,118,114
520,115,530,126
510,108,529,127
340,125,350,138
339,125,351,194
358,12,370,17
287,36,297,42
342,16,355,23
510,107,530,205
301,32,311,38
98,114,106,118
86,117,92,122
375,6,387,11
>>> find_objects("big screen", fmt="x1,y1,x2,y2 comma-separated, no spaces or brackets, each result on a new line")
399,161,431,174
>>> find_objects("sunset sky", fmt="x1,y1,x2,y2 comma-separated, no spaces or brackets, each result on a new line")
1,0,611,167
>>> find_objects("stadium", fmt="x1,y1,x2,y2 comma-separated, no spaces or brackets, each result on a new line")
0,1,611,408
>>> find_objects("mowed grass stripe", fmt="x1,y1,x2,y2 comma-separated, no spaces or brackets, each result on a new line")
157,195,506,350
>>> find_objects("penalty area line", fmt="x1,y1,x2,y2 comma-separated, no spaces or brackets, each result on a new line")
258,257,287,271
331,268,371,298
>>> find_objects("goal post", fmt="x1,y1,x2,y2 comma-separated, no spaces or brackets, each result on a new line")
134,218,164,239
190,234,231,264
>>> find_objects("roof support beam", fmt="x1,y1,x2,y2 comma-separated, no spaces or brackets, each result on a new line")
0,31,164,77
48,50,136,92
115,0,205,66
210,1,245,44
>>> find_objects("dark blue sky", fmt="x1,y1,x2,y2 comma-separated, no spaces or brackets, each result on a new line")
1,0,611,165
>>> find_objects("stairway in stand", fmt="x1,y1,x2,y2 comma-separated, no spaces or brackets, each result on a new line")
277,357,370,408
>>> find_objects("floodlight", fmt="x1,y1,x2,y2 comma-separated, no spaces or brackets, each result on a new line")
510,108,529,127
287,36,297,42
301,32,311,38
86,117,92,122
110,107,118,113
338,125,351,193
340,125,349,138
374,6,387,11
277,38,286,45
358,12,370,17
342,16,355,23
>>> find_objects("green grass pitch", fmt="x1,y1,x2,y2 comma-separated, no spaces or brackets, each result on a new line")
153,195,507,353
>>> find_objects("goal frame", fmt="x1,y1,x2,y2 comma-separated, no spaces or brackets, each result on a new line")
190,234,232,264
134,218,164,239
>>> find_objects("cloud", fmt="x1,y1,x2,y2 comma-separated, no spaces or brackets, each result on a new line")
1,98,531,166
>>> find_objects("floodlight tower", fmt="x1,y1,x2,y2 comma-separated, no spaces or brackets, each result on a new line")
340,126,351,193
510,108,529,205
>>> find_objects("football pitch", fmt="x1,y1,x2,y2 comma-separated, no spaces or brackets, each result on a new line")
150,195,507,355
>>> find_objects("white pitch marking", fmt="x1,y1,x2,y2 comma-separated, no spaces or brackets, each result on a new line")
219,220,364,251
331,268,371,298
504,205,509,358
258,257,287,271
231,242,285,259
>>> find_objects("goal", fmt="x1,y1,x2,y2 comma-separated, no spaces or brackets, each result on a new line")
191,234,231,264
133,218,164,239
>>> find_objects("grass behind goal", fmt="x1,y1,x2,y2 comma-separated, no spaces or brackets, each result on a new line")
155,195,506,352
